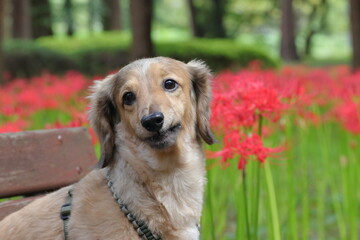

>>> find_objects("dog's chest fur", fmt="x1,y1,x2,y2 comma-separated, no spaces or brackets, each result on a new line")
109,140,205,239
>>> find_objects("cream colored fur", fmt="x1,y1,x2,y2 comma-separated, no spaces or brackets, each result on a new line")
0,57,214,240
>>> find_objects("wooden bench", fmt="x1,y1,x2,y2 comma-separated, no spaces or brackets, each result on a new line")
0,127,98,220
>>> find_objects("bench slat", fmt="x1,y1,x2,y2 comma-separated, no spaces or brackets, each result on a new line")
0,196,41,220
0,127,98,198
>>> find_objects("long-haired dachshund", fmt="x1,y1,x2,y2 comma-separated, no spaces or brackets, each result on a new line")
0,57,215,240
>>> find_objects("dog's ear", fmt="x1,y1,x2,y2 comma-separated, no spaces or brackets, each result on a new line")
88,75,120,168
187,60,216,145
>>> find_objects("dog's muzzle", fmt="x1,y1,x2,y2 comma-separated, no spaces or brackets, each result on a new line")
141,112,181,149
141,112,164,132
145,123,181,149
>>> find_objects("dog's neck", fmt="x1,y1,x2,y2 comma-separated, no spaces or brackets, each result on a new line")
108,131,205,239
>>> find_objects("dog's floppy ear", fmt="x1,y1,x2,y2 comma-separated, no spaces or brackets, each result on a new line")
187,60,216,145
88,75,120,168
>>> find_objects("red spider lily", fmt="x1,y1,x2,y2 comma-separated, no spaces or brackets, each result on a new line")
211,71,286,130
1,65,360,147
0,71,103,144
211,132,281,169
0,71,90,118
0,120,27,133
334,100,360,134
211,70,286,169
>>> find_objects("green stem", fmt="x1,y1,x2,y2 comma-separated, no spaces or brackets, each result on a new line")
251,114,263,239
206,169,216,240
258,114,263,137
264,161,281,240
242,169,251,240
298,126,309,240
285,115,298,240
251,161,261,240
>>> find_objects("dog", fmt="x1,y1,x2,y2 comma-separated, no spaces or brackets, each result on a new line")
0,57,215,240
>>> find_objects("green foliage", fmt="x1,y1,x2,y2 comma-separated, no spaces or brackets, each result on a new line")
37,31,131,54
29,109,72,130
4,32,278,77
156,39,279,71
3,40,77,78
202,122,360,240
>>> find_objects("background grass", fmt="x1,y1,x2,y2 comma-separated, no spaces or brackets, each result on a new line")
201,116,360,240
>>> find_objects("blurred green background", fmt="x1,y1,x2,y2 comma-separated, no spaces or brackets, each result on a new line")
0,0,357,81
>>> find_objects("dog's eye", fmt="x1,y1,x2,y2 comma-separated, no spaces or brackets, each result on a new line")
123,92,136,105
163,79,178,91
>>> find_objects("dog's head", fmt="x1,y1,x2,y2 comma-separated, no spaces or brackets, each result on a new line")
89,57,215,168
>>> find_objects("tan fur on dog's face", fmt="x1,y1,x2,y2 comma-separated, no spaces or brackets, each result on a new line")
115,58,193,149
89,57,215,168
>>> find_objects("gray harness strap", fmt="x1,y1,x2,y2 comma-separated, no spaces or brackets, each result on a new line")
58,182,200,239
60,188,73,240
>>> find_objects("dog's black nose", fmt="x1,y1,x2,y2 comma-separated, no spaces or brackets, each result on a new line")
141,112,164,132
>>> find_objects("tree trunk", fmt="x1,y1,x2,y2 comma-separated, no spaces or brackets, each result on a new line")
31,0,53,38
187,0,226,38
88,0,98,33
303,0,328,57
304,30,315,57
0,0,4,84
64,0,74,36
280,0,299,61
130,0,153,60
211,0,226,38
187,0,204,37
350,0,360,71
103,0,121,31
12,0,32,39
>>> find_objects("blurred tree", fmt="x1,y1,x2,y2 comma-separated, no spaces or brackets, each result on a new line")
187,0,227,38
64,0,74,36
280,0,299,61
212,0,226,38
31,0,53,38
12,0,32,39
130,0,153,60
0,0,4,84
187,0,203,37
303,0,328,57
349,0,360,70
88,0,102,32
103,0,122,31
225,0,279,38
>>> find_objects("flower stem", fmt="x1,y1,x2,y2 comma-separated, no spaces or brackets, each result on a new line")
251,114,263,239
253,163,261,236
258,114,263,136
206,169,216,240
242,169,251,240
264,161,281,240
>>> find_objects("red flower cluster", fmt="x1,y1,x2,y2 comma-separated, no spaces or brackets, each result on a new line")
332,70,360,133
1,72,88,116
210,65,360,169
334,100,360,133
0,120,27,133
212,132,281,169
1,65,359,155
212,71,285,128
211,70,286,169
0,71,92,134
